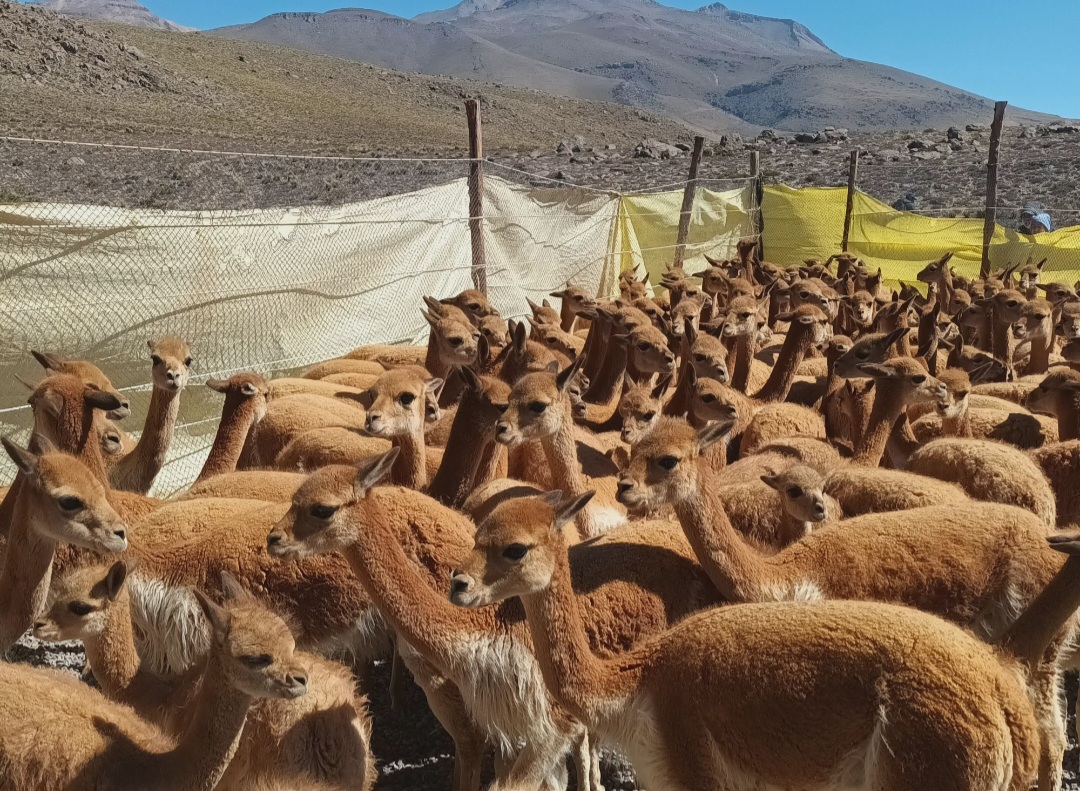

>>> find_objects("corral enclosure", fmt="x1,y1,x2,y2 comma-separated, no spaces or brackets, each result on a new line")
2,133,1079,494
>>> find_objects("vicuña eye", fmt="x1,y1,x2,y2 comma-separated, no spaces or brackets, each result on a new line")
68,602,93,617
787,487,804,499
657,456,679,471
309,505,338,520
529,402,548,414
241,654,272,668
57,496,85,512
399,393,416,407
503,544,529,561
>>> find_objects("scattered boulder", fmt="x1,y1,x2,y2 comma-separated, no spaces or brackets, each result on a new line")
907,139,938,152
893,191,918,211
758,129,777,141
719,133,743,147
794,132,820,144
634,139,684,159
1045,123,1079,134
912,150,944,161
946,127,964,142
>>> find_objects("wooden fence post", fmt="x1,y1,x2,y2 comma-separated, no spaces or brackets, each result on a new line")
981,100,1008,278
672,136,706,270
841,150,860,252
749,151,763,258
465,99,487,294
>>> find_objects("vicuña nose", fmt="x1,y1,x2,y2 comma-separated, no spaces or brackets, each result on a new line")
267,533,282,547
287,673,308,688
495,422,509,436
112,528,126,542
450,575,470,595
617,480,633,496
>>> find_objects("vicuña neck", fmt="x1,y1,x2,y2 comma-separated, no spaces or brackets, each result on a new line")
1000,555,1080,672
581,320,610,386
584,336,626,405
160,650,251,791
519,535,635,726
672,465,770,601
941,403,973,438
83,594,142,698
853,390,909,466
392,428,428,490
196,400,259,483
428,400,487,506
732,331,758,393
0,494,57,653
342,491,483,671
754,329,810,402
1058,400,1080,442
540,404,597,538
113,384,181,492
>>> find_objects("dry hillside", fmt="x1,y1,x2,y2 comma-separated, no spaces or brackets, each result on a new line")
0,0,689,154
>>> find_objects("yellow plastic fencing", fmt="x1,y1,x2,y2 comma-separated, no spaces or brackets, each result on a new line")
762,185,1080,288
615,185,753,287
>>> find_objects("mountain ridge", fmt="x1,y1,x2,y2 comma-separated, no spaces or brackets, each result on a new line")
27,0,192,31
209,0,1053,133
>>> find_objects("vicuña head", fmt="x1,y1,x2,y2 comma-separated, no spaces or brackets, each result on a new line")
760,464,829,524
31,349,130,419
1,436,128,553
616,416,733,513
449,490,593,608
148,336,193,393
198,572,310,700
266,449,399,560
495,356,583,447
34,559,132,643
361,368,443,438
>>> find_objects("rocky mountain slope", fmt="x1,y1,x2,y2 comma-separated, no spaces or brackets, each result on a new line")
212,0,1056,134
27,0,191,31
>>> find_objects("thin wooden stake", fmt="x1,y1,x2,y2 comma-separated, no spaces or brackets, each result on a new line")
749,150,763,258
465,99,487,293
841,150,860,252
673,136,706,270
981,100,1008,278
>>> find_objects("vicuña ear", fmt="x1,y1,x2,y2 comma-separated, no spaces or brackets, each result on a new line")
556,355,585,393
84,387,123,414
857,362,896,379
206,378,229,394
218,571,251,603
884,327,910,348
194,589,231,645
357,389,375,410
103,560,130,601
31,350,63,371
760,474,780,491
1047,531,1080,556
354,447,400,497
548,490,595,529
651,373,673,400
425,377,445,395
27,432,57,456
458,365,482,392
2,436,40,476
696,420,730,452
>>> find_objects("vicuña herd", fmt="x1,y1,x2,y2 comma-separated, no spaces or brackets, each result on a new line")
4,249,1080,791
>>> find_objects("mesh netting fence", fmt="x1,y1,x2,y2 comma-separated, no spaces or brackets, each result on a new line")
0,141,756,494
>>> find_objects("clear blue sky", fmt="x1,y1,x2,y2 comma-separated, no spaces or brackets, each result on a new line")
139,0,1080,118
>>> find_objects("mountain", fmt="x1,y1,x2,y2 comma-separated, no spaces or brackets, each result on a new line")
27,0,192,31
211,0,1053,133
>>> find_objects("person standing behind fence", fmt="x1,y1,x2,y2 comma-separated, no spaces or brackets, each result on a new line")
1020,203,1053,235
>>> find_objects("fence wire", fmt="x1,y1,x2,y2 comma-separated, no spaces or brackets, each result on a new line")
2,136,1076,496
